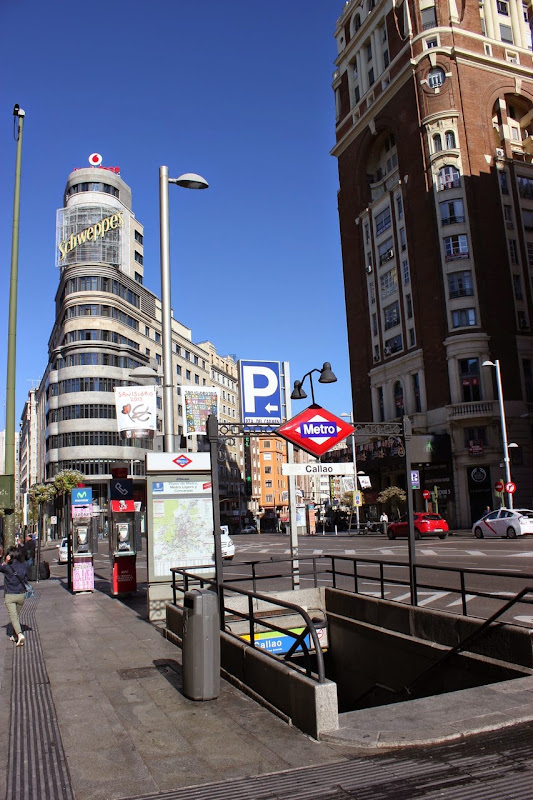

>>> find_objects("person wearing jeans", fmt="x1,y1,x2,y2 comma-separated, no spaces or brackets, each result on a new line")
0,546,29,646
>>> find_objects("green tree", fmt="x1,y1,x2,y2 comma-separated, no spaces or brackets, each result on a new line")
376,486,406,519
52,470,86,539
28,483,57,542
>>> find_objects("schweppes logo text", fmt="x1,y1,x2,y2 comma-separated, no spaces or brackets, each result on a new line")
58,212,124,261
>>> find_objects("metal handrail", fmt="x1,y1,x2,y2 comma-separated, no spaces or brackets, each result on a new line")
170,566,326,683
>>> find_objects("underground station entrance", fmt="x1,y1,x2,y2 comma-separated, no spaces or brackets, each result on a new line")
165,556,533,741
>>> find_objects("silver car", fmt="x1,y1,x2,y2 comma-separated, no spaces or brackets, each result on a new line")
472,508,533,539
57,537,69,563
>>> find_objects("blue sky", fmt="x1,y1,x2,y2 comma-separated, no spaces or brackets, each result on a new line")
0,0,353,425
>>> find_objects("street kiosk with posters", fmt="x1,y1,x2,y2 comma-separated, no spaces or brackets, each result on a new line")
146,451,216,621
71,487,95,593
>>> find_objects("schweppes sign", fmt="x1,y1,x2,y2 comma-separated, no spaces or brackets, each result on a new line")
58,212,124,261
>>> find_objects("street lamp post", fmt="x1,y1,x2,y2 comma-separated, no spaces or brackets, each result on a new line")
482,359,515,509
159,167,208,452
341,412,360,532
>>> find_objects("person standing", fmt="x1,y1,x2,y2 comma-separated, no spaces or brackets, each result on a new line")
380,511,389,534
0,546,29,646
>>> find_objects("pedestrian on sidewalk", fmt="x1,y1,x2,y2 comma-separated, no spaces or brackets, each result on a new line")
0,546,29,646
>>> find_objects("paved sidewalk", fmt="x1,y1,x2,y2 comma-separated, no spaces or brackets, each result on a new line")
2,563,533,800
0,576,343,800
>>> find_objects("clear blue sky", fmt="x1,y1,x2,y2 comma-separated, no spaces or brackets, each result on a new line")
0,0,353,425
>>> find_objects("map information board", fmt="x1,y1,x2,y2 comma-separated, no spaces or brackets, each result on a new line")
147,474,215,581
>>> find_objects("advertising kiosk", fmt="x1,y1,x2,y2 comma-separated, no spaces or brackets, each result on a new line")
71,487,95,593
145,451,219,622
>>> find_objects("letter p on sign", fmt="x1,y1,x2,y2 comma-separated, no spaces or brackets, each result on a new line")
239,360,282,424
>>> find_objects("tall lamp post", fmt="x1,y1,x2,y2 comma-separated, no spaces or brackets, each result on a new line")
3,105,25,549
482,359,516,509
159,167,208,452
340,412,361,531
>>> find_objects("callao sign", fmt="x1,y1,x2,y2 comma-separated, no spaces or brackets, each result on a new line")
276,405,354,458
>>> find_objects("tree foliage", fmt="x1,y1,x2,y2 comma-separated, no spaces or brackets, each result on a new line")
377,486,406,517
52,469,86,495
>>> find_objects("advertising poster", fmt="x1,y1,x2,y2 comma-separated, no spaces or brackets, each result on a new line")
181,386,219,435
114,385,157,439
72,557,94,592
148,475,215,580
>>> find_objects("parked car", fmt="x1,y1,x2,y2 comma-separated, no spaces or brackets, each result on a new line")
57,537,69,563
387,513,449,540
472,508,533,539
220,526,235,560
238,524,258,534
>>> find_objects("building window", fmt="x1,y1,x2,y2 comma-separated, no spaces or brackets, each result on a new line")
440,198,465,225
370,280,376,304
433,133,443,152
509,239,520,264
380,267,398,297
366,40,372,60
176,365,182,376
134,271,143,284
497,1,509,15
375,207,392,235
134,230,143,244
378,238,394,265
399,227,407,251
428,67,445,88
500,23,513,43
452,308,476,327
445,130,456,148
406,293,413,318
523,359,533,402
413,373,422,412
403,259,410,284
464,427,487,447
459,358,481,402
523,209,533,230
518,175,533,198
186,369,191,380
421,6,437,29
396,194,403,219
437,166,460,191
444,234,469,260
484,43,493,55
513,273,524,300
377,386,385,421
264,466,272,474
393,381,405,416
368,67,375,86
372,313,378,336
155,332,161,343
425,36,438,48
384,301,400,330
448,270,474,298
134,251,143,265
263,441,271,448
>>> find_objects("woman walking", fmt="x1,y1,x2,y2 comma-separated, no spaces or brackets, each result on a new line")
0,546,30,646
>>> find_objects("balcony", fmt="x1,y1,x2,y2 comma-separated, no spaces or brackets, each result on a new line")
444,250,469,262
441,215,466,226
446,400,496,420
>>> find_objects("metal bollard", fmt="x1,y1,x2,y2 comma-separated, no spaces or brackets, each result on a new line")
182,589,220,701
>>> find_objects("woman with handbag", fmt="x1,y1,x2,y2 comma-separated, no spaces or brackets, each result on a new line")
0,546,30,646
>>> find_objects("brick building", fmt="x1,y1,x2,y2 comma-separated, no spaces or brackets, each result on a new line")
332,0,533,525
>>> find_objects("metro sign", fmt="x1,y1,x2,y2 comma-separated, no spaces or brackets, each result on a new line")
173,455,192,468
276,405,354,458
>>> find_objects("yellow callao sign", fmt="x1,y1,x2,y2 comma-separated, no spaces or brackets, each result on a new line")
58,212,124,261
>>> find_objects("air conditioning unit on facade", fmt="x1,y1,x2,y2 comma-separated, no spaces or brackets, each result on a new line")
384,346,392,355
373,354,380,362
495,148,505,158
366,264,373,274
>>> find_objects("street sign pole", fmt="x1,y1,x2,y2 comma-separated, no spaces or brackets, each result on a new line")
282,361,299,590
404,416,417,606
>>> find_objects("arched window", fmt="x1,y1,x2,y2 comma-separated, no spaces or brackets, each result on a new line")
352,13,361,33
393,381,405,417
433,133,443,152
437,165,460,191
445,130,456,149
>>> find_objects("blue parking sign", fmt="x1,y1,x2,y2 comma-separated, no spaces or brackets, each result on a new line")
239,360,282,425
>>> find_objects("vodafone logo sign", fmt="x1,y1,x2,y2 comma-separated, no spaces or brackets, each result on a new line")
276,405,354,457
89,152,102,166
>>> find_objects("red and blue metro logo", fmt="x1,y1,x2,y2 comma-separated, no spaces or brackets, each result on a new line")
276,405,354,458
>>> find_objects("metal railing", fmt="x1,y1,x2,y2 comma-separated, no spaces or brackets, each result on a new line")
170,566,326,683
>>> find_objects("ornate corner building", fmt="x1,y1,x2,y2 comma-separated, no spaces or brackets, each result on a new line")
332,0,533,526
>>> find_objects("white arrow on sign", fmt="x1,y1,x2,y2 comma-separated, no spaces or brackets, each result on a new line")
265,403,279,412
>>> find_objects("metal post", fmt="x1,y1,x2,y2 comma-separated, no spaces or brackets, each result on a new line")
283,361,299,589
494,360,513,509
4,106,25,549
208,414,225,625
403,416,417,606
159,166,175,453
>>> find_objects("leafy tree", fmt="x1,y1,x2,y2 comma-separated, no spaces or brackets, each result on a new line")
376,486,406,519
28,483,57,542
53,469,85,495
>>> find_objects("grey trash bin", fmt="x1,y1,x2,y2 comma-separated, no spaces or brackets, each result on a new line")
182,589,220,701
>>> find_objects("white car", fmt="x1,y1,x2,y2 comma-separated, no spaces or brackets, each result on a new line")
472,508,533,539
57,537,69,563
220,526,235,560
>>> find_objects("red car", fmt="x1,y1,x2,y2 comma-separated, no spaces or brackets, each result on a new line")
387,513,449,540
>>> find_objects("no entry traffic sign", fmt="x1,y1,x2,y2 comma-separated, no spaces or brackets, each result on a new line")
276,405,354,458
495,480,504,492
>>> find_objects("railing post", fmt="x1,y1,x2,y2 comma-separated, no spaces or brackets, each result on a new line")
248,596,255,647
380,561,385,599
461,571,467,616
353,558,359,594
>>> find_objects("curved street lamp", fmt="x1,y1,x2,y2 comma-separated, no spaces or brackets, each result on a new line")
290,362,337,405
159,167,208,452
482,359,516,508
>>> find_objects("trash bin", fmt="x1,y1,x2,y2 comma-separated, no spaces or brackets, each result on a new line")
182,589,220,701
